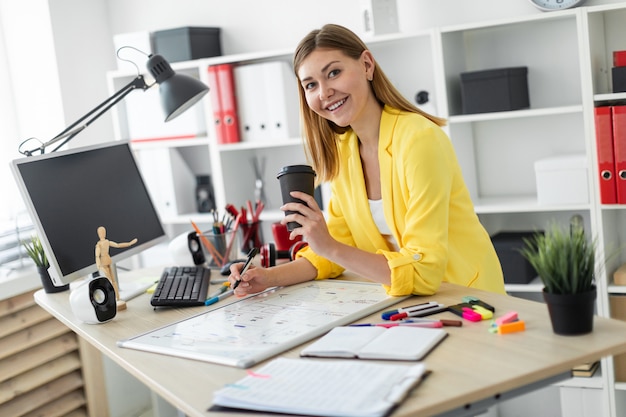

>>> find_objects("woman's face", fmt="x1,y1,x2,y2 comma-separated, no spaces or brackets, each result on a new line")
297,48,374,127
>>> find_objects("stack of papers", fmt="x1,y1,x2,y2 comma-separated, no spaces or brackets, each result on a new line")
212,357,427,417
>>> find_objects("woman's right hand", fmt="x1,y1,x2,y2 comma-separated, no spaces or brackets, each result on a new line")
228,262,271,297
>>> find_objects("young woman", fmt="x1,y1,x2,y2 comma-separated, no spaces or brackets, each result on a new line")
229,24,505,297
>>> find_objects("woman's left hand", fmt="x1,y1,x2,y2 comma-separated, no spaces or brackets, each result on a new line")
281,191,336,258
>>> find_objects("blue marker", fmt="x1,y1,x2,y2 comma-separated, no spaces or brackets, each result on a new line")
205,289,234,306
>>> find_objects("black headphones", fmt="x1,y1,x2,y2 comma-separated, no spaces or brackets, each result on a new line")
259,241,309,267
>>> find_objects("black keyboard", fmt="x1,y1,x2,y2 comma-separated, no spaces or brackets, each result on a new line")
150,266,211,307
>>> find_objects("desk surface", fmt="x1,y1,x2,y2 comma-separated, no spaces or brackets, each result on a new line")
34,269,626,417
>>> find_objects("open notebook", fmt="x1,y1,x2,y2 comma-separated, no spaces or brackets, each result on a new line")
301,325,448,360
212,357,427,417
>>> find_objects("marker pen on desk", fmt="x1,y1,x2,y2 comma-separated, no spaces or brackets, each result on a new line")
404,318,463,327
205,289,234,306
381,301,439,320
350,321,444,329
206,282,230,299
390,304,445,320
232,247,258,291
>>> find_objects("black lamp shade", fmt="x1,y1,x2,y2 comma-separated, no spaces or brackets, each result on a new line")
146,54,209,122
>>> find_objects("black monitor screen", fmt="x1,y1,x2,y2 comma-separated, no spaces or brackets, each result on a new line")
11,141,166,286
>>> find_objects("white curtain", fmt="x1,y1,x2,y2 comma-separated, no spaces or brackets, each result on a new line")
0,6,21,222
0,1,67,273
0,0,65,223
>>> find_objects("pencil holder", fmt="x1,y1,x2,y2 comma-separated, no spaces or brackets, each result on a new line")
240,221,263,253
194,229,239,269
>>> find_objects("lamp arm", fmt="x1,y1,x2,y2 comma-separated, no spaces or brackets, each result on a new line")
23,76,151,156
50,75,151,153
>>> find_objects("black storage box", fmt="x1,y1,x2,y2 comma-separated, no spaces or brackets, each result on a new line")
491,231,540,285
152,27,221,63
613,66,626,93
460,67,529,114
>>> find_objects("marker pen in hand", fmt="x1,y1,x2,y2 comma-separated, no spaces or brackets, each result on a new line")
232,247,258,290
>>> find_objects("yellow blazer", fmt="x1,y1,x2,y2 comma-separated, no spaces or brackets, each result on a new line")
297,106,505,296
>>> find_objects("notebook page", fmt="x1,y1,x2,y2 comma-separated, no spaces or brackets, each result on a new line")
357,326,448,360
300,326,386,358
213,357,426,417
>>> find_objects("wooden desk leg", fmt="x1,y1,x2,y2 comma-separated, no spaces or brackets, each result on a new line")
78,336,110,417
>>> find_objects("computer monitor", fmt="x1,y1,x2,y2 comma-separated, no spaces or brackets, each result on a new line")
11,140,167,287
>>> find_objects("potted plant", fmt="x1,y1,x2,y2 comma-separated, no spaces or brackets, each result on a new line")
520,219,597,335
22,235,69,293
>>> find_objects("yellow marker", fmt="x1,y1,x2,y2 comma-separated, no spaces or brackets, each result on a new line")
146,281,159,294
472,305,493,320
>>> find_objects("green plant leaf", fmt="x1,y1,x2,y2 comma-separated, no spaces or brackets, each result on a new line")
519,221,596,295
21,235,49,268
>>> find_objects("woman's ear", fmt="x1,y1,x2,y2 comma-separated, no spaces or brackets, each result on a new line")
361,50,375,81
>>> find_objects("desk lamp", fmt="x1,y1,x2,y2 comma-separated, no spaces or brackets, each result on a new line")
18,49,209,156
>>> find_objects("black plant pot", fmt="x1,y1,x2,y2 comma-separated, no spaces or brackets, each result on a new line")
543,286,596,335
37,266,69,293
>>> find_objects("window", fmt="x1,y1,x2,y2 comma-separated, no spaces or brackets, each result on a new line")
0,2,65,276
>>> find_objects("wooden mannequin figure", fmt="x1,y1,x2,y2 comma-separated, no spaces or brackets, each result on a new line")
95,226,137,311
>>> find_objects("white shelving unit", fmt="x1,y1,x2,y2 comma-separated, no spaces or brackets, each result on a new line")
107,5,626,415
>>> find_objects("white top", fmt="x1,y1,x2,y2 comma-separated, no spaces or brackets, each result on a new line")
369,199,399,250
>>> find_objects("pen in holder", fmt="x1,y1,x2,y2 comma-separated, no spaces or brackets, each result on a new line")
193,229,239,268
240,221,263,253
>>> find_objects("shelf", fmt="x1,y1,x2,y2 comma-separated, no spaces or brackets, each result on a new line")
608,285,626,295
601,204,626,211
556,372,604,390
130,137,210,150
160,210,285,226
474,196,590,214
217,138,303,152
448,105,583,124
505,277,543,294
594,92,626,104
161,212,217,225
439,8,578,34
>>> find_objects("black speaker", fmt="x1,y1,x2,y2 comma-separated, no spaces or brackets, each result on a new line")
187,231,206,265
195,175,216,213
69,276,117,324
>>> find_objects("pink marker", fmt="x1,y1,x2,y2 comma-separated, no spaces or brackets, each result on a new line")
495,311,518,326
462,307,482,322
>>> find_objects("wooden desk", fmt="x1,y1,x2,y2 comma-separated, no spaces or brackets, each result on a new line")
34,270,626,417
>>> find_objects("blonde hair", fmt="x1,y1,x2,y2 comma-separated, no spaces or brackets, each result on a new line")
293,23,446,183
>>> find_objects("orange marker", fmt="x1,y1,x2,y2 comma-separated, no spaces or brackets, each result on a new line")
497,320,526,334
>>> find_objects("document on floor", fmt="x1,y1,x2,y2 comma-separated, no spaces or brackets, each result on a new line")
211,357,427,417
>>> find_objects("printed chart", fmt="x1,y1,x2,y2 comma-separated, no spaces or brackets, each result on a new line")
118,280,406,368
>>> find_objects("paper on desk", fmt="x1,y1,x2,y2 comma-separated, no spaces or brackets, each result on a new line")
212,357,426,417
119,278,155,301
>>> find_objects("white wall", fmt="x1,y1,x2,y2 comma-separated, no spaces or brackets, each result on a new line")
42,0,626,149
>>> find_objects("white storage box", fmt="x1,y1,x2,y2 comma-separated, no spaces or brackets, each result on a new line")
534,154,589,205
